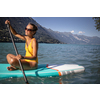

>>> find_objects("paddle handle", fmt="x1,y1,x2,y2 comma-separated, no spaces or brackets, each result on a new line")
7,24,29,84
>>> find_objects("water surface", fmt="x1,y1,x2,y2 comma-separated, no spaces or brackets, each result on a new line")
0,43,100,84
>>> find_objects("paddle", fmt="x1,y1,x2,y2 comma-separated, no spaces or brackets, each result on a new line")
7,24,29,84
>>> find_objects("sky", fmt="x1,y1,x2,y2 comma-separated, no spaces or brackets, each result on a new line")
32,17,100,38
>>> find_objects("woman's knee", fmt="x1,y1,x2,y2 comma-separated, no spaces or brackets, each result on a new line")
9,58,18,66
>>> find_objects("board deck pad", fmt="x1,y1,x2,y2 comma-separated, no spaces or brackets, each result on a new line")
0,64,85,79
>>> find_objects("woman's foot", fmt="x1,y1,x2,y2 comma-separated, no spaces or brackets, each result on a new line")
7,66,19,71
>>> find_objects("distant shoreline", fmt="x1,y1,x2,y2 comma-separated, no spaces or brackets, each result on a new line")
0,41,66,44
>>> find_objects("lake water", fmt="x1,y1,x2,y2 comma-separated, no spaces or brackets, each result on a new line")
0,43,100,84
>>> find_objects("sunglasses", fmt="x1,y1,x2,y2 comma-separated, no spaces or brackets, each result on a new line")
25,27,34,32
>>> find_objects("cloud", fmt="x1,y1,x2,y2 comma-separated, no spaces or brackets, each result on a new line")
78,31,85,34
70,30,74,33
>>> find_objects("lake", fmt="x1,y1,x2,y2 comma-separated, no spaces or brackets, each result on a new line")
0,43,100,84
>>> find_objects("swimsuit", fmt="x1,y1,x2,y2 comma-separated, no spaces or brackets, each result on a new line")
25,38,38,63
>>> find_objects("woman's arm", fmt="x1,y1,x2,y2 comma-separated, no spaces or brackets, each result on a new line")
15,54,37,60
5,20,26,41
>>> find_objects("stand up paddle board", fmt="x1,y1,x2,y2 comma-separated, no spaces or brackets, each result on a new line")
0,64,85,79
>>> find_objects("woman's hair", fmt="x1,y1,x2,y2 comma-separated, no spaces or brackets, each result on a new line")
28,23,38,31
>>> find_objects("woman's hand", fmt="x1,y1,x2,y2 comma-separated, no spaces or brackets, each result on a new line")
5,20,10,25
16,54,24,60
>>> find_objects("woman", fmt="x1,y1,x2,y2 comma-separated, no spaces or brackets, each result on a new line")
5,20,38,71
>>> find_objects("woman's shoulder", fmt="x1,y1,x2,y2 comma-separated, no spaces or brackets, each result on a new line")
32,38,38,47
32,38,38,43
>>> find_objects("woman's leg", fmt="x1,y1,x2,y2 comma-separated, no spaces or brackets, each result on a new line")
6,54,37,71
19,60,38,70
6,54,17,65
6,54,19,70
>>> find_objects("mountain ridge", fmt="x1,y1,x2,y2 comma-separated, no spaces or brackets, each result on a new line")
44,27,100,45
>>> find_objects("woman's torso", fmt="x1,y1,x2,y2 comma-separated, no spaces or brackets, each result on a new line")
25,38,38,63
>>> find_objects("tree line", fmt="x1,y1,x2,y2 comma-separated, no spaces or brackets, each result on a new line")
93,17,100,31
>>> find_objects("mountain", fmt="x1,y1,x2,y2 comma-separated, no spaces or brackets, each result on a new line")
0,17,100,45
0,17,61,43
44,28,100,45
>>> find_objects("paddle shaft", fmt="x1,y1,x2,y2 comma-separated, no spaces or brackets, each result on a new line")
7,24,29,84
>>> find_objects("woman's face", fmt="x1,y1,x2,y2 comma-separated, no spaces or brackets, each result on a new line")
25,24,34,36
